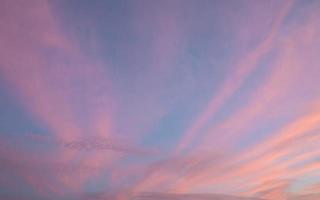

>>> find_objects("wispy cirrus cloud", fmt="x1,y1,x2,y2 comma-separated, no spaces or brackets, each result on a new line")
176,0,294,152
1,0,320,200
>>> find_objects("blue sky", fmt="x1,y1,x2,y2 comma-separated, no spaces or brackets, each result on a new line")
1,0,320,199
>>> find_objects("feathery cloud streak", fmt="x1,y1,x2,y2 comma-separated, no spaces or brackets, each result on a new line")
1,0,320,200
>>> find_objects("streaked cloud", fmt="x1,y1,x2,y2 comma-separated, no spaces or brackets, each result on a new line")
0,0,320,200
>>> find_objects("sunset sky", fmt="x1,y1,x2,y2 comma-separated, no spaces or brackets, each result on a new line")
0,0,320,199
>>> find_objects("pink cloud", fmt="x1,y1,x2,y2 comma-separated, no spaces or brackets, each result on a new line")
176,0,294,152
0,0,117,195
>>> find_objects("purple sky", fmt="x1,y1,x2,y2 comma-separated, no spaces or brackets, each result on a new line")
1,0,320,199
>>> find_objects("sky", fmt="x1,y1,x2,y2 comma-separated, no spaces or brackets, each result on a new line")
0,0,320,199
